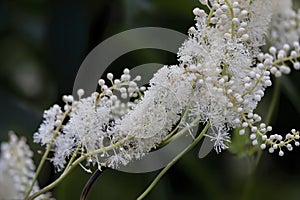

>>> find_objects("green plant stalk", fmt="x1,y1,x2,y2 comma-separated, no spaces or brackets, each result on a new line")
265,78,281,126
24,107,72,199
26,154,86,200
26,137,129,200
23,139,55,199
253,78,281,168
65,145,80,171
224,0,235,38
241,78,281,200
206,7,215,26
136,122,210,200
161,103,192,144
163,116,200,145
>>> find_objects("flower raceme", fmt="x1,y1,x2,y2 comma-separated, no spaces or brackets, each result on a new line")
33,0,300,171
0,132,53,199
1,0,300,199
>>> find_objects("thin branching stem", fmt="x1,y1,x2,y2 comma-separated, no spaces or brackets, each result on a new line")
136,122,210,200
26,137,128,200
24,107,72,200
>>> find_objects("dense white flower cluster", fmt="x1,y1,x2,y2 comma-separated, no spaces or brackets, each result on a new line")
31,0,300,172
269,0,300,48
178,0,300,153
0,132,52,199
33,68,145,171
107,66,196,167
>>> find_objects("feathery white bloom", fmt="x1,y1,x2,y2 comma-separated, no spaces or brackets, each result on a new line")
178,0,277,152
31,0,300,173
244,0,273,48
0,132,52,199
34,69,146,170
53,93,113,171
269,0,300,47
0,2,300,200
108,65,196,168
206,126,231,153
33,104,63,146
64,93,111,150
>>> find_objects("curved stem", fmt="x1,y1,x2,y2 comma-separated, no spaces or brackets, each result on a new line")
254,78,281,169
161,105,194,145
224,0,235,38
26,136,130,200
206,7,215,26
160,108,190,145
24,107,71,200
26,155,86,200
80,168,107,200
65,145,80,171
241,79,281,200
252,78,281,169
23,142,53,199
265,78,281,125
136,122,210,200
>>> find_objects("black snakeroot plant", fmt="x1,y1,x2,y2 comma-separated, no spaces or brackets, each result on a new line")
1,0,300,199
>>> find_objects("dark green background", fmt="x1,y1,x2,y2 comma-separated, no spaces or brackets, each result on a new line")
1,0,300,199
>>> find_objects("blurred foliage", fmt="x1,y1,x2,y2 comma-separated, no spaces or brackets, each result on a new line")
0,0,300,200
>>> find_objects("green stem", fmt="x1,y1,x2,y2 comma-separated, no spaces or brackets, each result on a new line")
206,8,215,26
224,0,235,38
26,137,129,200
254,78,281,169
241,79,281,200
251,78,281,168
136,122,210,200
161,105,195,146
265,78,281,125
65,145,80,171
23,141,54,199
161,108,191,145
26,155,86,200
242,69,266,98
24,107,71,200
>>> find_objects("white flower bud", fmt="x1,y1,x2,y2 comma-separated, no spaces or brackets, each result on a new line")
77,89,85,98
107,73,114,80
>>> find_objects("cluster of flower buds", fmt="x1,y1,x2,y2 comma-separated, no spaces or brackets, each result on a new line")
33,68,146,171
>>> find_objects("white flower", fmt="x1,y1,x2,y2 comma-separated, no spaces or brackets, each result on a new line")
109,65,197,168
33,104,63,146
53,93,112,170
244,0,273,48
31,0,300,173
0,132,53,199
205,126,231,153
178,0,277,152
